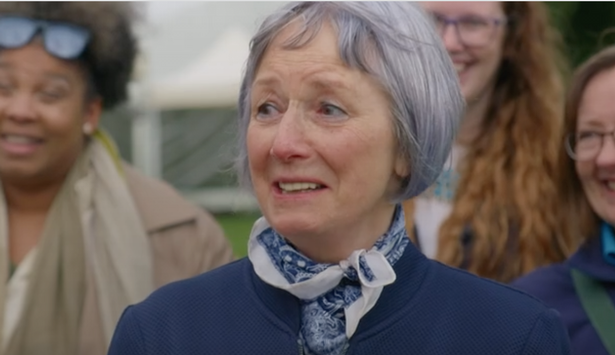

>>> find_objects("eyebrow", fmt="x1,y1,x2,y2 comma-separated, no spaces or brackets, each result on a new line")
252,73,354,94
308,76,352,92
0,62,72,86
252,75,280,91
577,119,611,130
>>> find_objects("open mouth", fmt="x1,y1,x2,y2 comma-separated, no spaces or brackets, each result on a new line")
276,182,326,194
605,181,615,191
1,134,43,144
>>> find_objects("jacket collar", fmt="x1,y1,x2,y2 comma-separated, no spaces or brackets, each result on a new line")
247,238,430,337
567,227,615,283
123,163,198,233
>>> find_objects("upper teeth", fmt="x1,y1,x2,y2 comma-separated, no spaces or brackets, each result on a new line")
279,182,322,192
454,63,466,73
3,135,37,144
608,181,615,191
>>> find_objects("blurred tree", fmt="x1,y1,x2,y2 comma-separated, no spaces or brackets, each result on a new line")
547,2,615,67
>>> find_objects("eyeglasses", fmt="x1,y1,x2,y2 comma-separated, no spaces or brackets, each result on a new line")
0,16,90,60
565,130,615,161
428,12,506,48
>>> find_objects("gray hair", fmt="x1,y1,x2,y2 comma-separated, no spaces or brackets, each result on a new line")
236,1,464,201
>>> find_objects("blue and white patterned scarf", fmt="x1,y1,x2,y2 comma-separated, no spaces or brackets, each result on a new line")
248,205,409,355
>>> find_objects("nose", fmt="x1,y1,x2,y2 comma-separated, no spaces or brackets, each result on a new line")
441,24,464,52
595,135,615,167
3,93,37,123
269,106,310,162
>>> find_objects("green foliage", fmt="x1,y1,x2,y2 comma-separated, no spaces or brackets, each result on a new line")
215,212,261,258
547,2,615,67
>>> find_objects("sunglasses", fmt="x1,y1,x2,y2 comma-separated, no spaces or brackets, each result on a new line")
0,16,90,60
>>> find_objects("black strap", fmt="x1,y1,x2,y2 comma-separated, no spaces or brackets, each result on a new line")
570,268,615,354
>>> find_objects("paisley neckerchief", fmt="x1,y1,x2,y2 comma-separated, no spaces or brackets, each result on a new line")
248,205,409,355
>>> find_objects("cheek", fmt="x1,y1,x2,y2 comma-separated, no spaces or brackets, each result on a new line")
341,127,397,179
246,125,269,175
45,105,83,136
575,160,594,183
472,41,503,75
478,52,501,80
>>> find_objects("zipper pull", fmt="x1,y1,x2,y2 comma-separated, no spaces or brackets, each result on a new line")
341,342,350,355
297,338,304,355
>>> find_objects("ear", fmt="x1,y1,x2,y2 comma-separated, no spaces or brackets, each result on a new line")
394,153,410,179
83,97,103,133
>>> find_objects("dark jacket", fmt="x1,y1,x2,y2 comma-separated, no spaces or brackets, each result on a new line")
108,241,570,355
512,235,614,355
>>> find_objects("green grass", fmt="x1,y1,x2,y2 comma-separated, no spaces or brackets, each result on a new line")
214,212,262,258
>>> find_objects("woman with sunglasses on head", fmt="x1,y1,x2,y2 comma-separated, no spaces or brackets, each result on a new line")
513,46,615,355
0,3,233,355
403,2,577,282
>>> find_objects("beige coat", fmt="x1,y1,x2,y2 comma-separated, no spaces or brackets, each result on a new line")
78,164,234,355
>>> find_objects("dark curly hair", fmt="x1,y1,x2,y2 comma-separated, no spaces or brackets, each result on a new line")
0,2,140,109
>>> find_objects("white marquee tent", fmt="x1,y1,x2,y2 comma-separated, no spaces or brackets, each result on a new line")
149,28,252,110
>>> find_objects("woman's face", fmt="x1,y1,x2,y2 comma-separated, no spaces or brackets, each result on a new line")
247,21,407,254
0,42,100,186
421,1,506,104
575,67,615,225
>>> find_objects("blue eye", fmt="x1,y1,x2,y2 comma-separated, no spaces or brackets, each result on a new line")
318,103,346,118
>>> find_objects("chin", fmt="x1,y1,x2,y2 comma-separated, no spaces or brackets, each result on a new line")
461,87,481,104
0,165,38,181
266,213,321,239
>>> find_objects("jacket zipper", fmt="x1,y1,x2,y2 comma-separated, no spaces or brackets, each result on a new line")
298,338,304,355
298,339,350,355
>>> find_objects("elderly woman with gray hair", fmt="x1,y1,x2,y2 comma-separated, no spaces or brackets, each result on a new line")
109,2,570,354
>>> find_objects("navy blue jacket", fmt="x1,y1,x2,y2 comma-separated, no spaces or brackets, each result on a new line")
109,243,570,355
512,236,615,355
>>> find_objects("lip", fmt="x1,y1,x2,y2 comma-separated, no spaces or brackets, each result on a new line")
271,177,329,199
0,133,44,157
452,61,471,82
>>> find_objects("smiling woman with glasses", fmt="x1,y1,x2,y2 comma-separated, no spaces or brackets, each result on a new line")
429,12,507,48
402,2,575,283
0,3,233,355
513,46,615,355
566,130,615,162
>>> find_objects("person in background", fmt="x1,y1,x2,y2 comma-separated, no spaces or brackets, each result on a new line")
513,46,615,355
0,3,233,355
108,3,570,354
403,1,577,283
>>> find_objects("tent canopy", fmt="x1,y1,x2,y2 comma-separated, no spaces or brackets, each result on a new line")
150,28,251,110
